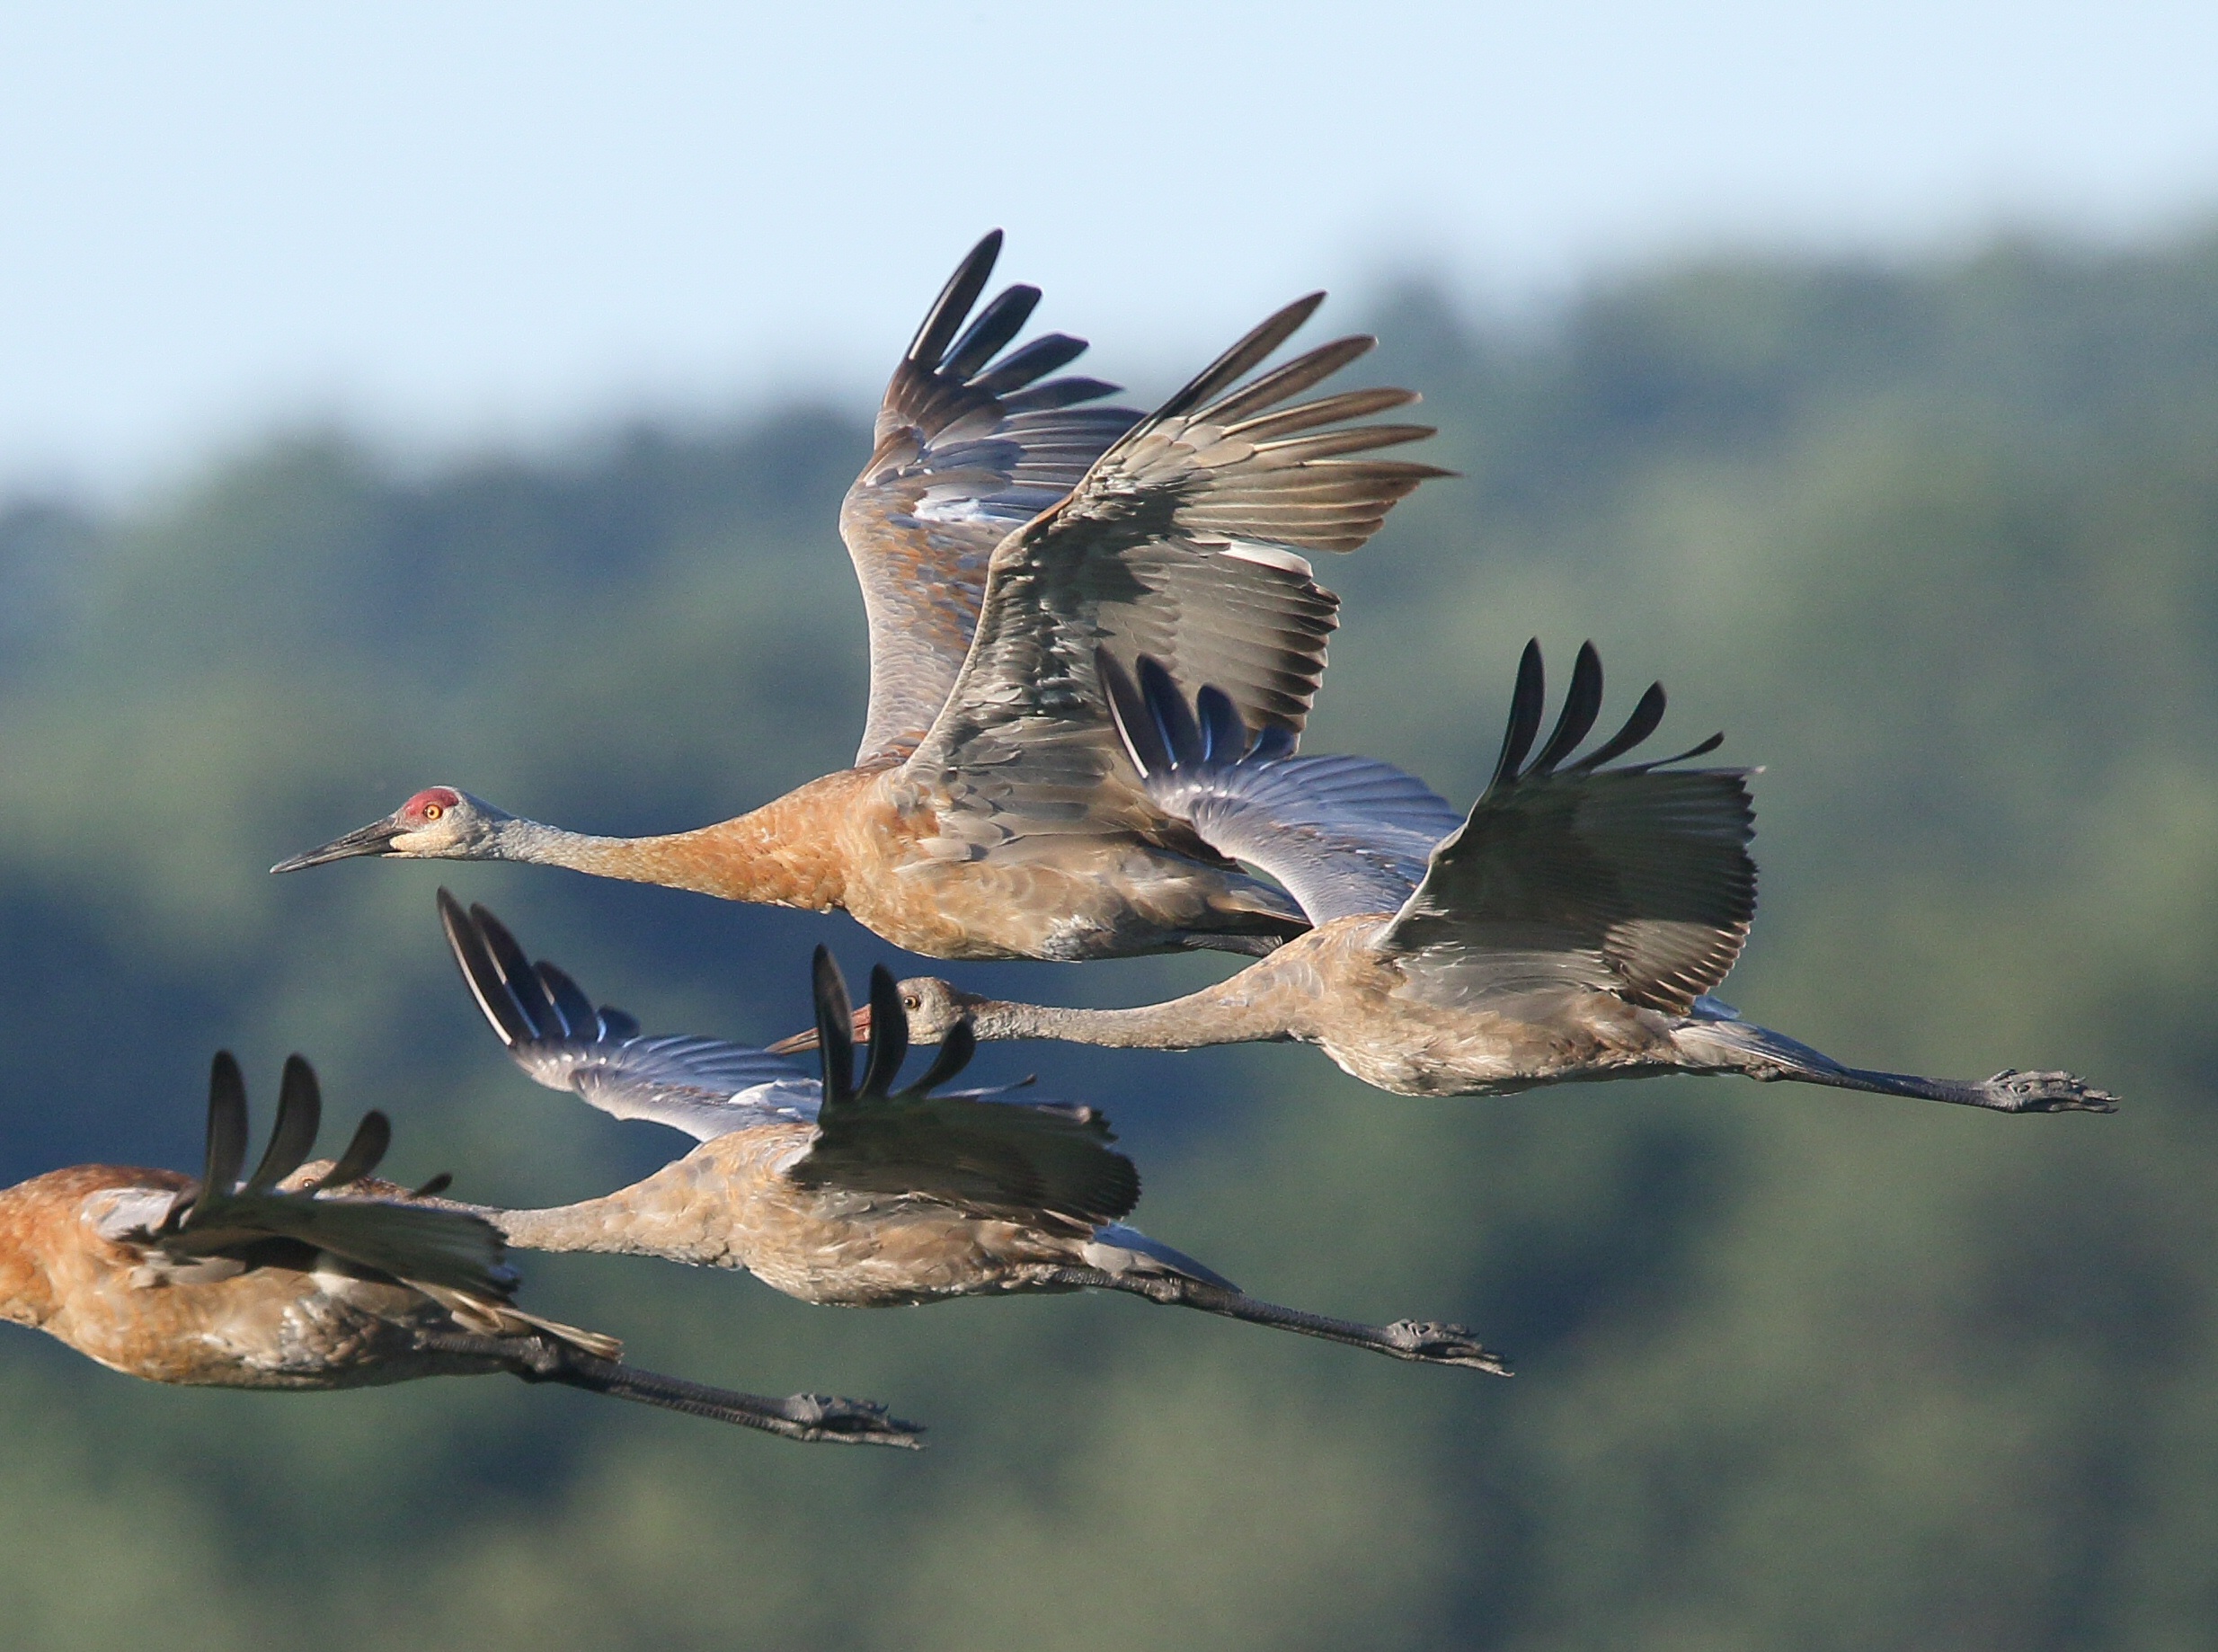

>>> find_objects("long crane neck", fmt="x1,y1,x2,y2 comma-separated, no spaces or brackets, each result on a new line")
454,1180,741,1269
966,969,1297,1050
486,775,858,911
471,1197,679,1261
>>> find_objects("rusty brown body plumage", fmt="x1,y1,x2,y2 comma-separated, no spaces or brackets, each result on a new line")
0,1164,510,1390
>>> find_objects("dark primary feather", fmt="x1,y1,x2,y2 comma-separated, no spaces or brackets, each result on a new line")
1489,641,1548,793
1382,641,1756,1013
812,944,858,1106
244,1054,324,1193
901,1019,978,1097
842,231,1142,765
1103,652,1462,923
856,966,909,1097
196,1052,250,1217
905,230,1001,368
902,292,1447,850
1528,643,1604,777
309,1111,393,1193
440,892,542,1051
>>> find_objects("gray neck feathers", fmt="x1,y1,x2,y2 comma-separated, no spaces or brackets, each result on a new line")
485,816,631,872
968,982,1290,1050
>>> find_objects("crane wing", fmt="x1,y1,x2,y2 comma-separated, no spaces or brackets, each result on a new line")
1380,641,1757,1014
791,949,1140,1233
841,232,1140,766
143,1051,517,1299
1103,652,1462,922
896,295,1446,848
439,892,821,1141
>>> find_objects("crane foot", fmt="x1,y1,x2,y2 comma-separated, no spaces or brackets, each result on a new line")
1382,1320,1513,1375
777,1393,927,1448
1979,1070,2119,1114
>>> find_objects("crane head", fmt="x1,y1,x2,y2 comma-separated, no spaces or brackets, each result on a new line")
767,974,980,1054
271,786,508,872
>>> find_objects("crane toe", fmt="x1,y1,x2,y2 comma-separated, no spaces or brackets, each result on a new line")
1382,1319,1513,1375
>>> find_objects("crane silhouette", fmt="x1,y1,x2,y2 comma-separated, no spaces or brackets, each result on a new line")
419,892,1508,1374
275,232,1446,963
0,1052,920,1445
776,644,2118,1115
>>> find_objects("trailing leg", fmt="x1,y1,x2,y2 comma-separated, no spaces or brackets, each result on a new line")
420,1330,926,1446
1671,1009,2117,1114
1041,1266,1511,1374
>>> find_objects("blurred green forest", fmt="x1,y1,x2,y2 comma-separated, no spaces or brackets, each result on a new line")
4,230,2218,1650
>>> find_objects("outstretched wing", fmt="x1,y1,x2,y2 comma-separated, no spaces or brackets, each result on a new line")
1104,652,1462,922
439,891,821,1141
897,295,1447,848
790,950,1139,1232
842,232,1141,766
1380,641,1757,1014
160,1050,515,1299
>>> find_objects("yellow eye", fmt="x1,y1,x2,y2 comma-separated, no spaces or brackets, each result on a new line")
421,804,443,821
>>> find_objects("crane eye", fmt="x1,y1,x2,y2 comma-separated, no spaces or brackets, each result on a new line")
421,803,444,821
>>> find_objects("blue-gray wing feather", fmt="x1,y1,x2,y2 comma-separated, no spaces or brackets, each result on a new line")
440,891,822,1141
547,1035,823,1139
1103,654,1460,922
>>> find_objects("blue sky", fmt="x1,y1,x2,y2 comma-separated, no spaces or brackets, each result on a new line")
4,0,2215,493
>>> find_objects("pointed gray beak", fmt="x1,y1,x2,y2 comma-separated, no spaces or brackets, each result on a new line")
271,814,406,874
765,1004,873,1057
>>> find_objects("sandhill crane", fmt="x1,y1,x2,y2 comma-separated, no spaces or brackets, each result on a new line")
427,892,1508,1373
777,644,2118,1115
274,232,1446,962
0,1052,920,1445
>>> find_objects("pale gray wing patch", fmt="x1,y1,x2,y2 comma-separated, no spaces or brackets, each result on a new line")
90,1186,186,1244
901,293,1445,840
1381,641,1756,1014
440,892,821,1141
567,1040,823,1140
842,231,1140,765
1082,1222,1240,1292
1103,652,1460,922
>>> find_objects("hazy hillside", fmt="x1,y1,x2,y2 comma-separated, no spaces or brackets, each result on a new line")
4,230,2217,1650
